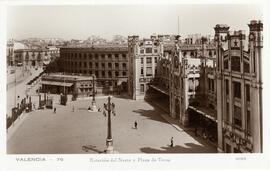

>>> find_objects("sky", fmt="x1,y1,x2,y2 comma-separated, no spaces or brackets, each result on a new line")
7,4,262,40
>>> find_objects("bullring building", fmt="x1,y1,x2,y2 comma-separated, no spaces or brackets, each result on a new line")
58,45,128,94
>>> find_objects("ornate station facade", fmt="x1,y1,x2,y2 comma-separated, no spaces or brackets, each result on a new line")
215,20,263,153
127,20,263,153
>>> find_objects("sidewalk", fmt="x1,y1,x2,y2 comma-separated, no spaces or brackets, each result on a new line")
7,111,30,141
149,99,218,148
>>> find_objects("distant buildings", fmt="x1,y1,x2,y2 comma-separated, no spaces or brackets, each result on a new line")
6,40,60,68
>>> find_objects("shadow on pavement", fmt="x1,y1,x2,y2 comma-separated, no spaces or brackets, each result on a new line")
82,145,104,153
140,143,213,153
132,109,169,125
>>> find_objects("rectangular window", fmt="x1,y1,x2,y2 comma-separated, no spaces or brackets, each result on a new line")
88,54,92,60
155,57,157,63
89,62,92,68
101,63,105,69
115,63,119,68
108,71,112,77
231,56,241,72
95,63,98,68
95,54,99,60
108,63,112,68
234,105,242,127
246,84,250,101
140,84,144,92
101,54,105,59
244,61,250,73
225,79,229,95
115,54,119,60
226,102,230,122
233,81,241,99
108,54,112,59
154,49,158,53
247,110,251,133
141,58,144,64
224,59,229,70
211,79,215,92
145,47,152,53
208,78,211,91
122,63,126,69
146,57,152,63
140,49,144,54
146,67,152,76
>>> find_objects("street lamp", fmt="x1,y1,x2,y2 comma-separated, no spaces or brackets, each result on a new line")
103,96,116,153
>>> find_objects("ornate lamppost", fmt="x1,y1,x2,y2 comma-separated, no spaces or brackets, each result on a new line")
103,96,116,153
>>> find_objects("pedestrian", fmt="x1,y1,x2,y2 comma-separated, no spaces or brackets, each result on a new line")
54,107,56,113
170,137,174,147
134,121,137,129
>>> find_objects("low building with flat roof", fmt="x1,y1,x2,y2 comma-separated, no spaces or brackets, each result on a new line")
41,73,94,97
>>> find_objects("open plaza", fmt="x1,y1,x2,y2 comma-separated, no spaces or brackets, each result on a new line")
7,95,216,154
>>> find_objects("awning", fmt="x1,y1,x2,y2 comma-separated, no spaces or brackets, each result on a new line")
149,84,169,95
188,106,217,122
41,80,73,87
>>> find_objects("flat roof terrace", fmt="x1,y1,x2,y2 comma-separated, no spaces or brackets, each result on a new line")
42,73,93,81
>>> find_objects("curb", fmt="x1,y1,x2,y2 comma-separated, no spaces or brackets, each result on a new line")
160,114,183,132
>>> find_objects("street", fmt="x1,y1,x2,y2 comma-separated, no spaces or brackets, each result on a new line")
7,96,217,154
6,67,43,117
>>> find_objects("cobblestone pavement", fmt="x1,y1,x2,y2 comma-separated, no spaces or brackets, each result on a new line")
7,96,217,154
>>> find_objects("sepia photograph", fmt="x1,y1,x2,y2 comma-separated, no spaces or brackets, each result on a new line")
1,0,270,170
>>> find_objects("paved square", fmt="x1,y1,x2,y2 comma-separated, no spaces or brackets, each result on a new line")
7,96,217,154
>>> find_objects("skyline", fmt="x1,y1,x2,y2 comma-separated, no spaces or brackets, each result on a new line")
7,4,262,40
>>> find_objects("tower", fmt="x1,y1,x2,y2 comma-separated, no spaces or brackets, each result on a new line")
214,24,230,153
248,20,263,152
128,35,139,100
